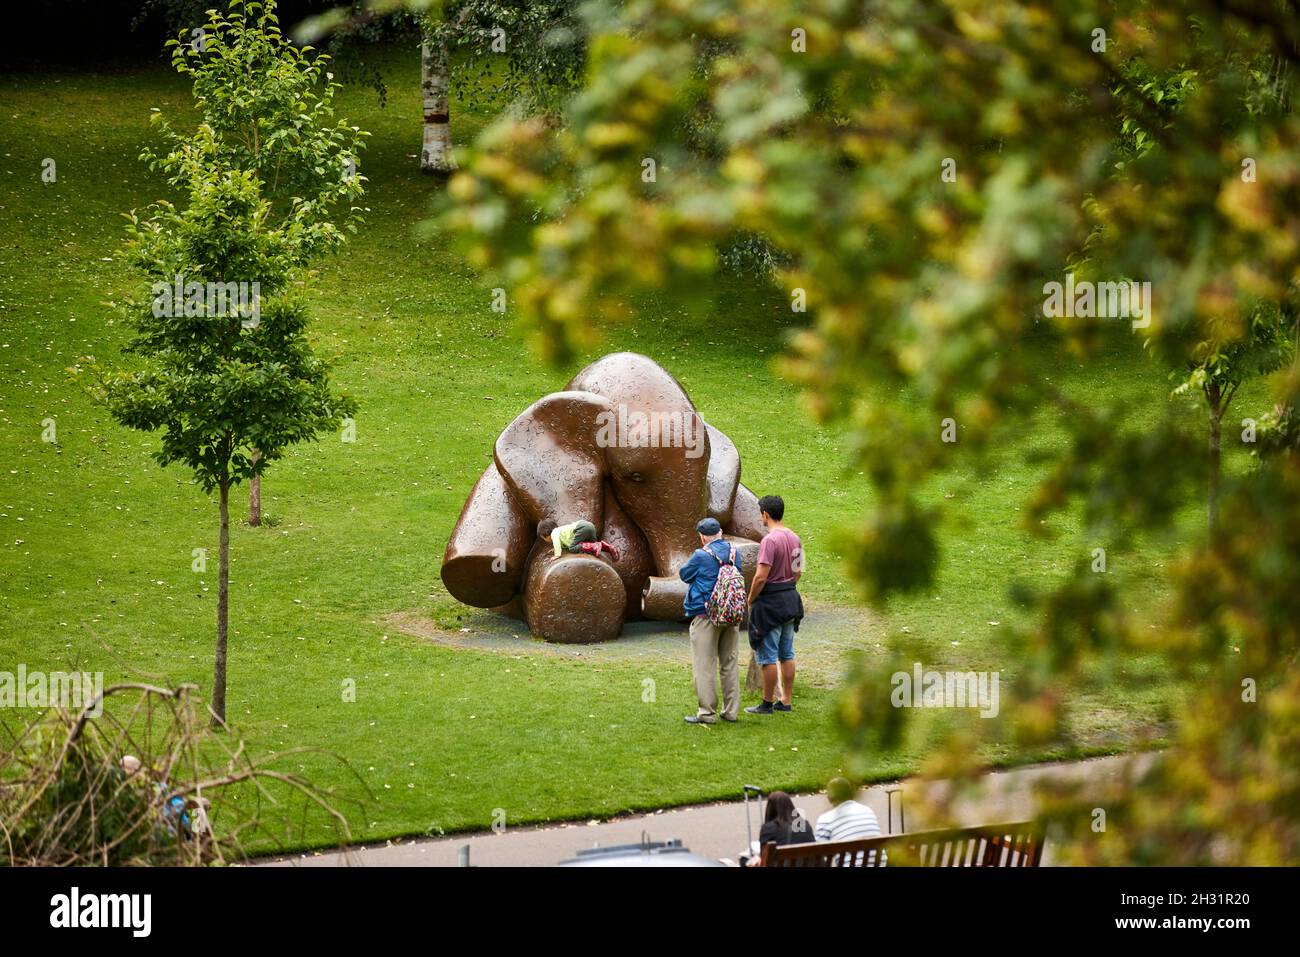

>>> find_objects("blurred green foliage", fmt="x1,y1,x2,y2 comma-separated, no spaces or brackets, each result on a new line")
442,0,1300,862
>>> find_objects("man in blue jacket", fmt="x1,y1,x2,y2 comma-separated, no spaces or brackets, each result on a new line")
678,517,742,725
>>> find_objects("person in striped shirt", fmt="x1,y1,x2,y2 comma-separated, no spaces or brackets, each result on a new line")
815,777,883,864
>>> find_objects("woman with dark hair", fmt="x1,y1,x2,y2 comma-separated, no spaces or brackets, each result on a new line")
759,791,815,849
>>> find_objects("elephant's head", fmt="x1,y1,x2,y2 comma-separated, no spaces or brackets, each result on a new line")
490,353,716,581
561,352,713,577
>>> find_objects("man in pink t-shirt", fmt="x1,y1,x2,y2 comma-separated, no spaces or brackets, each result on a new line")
745,495,804,715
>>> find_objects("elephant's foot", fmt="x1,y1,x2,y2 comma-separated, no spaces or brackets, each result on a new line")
442,552,521,608
524,553,626,643
440,463,533,608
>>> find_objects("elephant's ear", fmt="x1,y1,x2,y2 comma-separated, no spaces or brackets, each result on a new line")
494,390,615,526
704,421,740,526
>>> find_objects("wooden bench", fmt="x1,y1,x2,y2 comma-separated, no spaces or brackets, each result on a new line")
759,821,1046,867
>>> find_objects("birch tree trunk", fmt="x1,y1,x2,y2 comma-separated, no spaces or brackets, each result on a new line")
421,39,455,174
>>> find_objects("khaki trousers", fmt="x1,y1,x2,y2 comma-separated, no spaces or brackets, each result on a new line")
689,615,739,721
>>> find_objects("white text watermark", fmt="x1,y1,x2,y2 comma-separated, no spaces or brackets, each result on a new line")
0,666,104,717
1043,273,1152,330
890,662,1000,718
594,404,705,459
151,274,260,329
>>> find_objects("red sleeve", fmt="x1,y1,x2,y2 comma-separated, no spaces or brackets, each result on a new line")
756,535,773,566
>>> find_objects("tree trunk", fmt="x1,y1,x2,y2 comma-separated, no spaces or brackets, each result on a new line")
248,449,261,527
213,477,230,728
1208,407,1222,537
420,39,456,174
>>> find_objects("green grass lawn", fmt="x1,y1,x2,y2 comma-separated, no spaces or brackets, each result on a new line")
0,49,1264,852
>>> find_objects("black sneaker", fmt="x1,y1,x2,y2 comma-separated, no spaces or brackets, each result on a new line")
774,701,792,712
745,701,775,715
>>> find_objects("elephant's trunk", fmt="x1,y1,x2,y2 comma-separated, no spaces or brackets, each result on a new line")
642,577,690,620
641,536,761,621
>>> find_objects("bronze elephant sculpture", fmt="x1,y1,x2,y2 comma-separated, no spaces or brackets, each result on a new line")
440,352,766,643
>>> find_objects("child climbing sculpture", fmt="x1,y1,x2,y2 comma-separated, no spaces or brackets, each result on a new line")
537,519,620,562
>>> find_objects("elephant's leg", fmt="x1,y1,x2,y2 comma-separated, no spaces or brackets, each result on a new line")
704,422,740,527
441,463,533,608
602,487,654,621
523,546,626,643
726,482,766,542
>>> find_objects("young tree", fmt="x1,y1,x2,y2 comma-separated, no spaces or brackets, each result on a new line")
92,0,367,726
1113,59,1296,535
1170,305,1294,533
137,1,394,523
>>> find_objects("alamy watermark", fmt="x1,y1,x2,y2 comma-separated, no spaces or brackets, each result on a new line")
595,404,705,459
151,273,261,329
890,662,1000,718
1042,273,1152,330
0,666,104,717
50,887,151,937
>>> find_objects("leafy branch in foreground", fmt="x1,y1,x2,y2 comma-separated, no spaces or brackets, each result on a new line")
442,0,1300,862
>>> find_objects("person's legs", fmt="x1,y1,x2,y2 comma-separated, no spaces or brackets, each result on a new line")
718,626,740,720
778,621,796,706
746,626,780,714
689,616,720,721
576,540,619,561
571,521,598,555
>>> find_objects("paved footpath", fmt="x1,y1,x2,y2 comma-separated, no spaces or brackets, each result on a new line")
260,753,1151,867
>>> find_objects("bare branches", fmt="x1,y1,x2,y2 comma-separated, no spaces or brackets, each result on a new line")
0,684,357,867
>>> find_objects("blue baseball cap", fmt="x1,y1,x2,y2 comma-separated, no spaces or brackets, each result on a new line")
696,517,722,535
